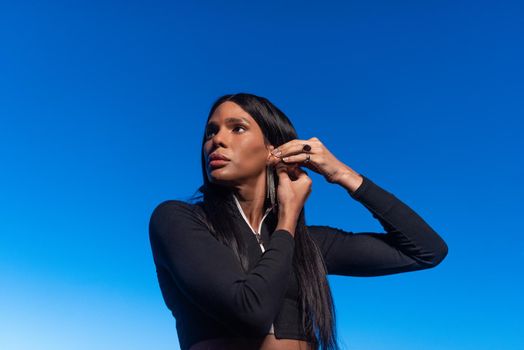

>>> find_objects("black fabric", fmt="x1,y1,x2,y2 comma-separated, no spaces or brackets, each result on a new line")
148,174,448,350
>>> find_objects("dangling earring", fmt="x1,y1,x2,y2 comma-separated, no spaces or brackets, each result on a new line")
266,164,276,211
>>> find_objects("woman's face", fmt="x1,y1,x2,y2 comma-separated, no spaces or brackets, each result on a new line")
203,101,274,187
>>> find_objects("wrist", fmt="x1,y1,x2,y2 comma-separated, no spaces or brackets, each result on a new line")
277,212,298,235
332,167,363,193
276,223,296,236
325,161,351,184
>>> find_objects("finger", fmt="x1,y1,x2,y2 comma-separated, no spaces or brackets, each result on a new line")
272,139,305,158
275,162,291,182
277,162,301,182
294,166,308,177
288,139,315,157
281,153,311,164
286,164,301,181
295,168,310,181
268,153,282,166
289,164,304,178
283,166,302,183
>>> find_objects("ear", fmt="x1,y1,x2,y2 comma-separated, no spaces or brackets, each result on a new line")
266,145,276,165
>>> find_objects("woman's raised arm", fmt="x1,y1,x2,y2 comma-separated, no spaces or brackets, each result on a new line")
307,174,448,276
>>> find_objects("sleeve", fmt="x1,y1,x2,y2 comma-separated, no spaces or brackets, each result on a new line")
307,174,448,277
148,200,296,335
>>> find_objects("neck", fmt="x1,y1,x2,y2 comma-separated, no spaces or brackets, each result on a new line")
232,172,268,231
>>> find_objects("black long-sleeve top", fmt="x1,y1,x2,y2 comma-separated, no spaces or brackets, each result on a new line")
148,174,448,350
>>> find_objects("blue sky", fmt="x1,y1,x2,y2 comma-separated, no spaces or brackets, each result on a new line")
1,1,523,349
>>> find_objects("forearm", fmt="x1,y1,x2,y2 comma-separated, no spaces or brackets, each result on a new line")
348,175,449,266
276,212,298,236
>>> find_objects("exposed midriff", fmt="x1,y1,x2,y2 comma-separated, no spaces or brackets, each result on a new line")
188,334,313,350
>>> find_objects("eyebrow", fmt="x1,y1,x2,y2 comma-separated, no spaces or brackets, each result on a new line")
207,117,251,126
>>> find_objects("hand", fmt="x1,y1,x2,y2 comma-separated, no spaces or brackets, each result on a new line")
269,137,352,184
274,161,312,219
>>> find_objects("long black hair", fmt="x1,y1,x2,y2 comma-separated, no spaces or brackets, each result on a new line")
187,92,340,350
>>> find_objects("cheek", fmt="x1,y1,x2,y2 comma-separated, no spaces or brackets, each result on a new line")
236,141,267,168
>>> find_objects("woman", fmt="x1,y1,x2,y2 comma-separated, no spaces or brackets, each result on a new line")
148,93,448,350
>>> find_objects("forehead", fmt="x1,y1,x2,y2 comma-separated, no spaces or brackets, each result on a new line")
207,101,255,125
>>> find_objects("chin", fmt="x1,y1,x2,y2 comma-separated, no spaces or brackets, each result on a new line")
207,170,229,182
207,173,240,188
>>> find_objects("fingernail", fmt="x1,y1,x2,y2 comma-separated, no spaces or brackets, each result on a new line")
282,157,289,162
272,149,281,156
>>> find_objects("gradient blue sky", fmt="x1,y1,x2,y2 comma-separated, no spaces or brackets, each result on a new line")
1,1,523,349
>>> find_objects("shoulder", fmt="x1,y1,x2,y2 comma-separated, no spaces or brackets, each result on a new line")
151,199,193,215
149,199,208,234
307,224,352,237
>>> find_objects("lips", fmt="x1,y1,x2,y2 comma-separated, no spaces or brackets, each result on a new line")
207,152,230,169
209,159,228,168
208,152,230,162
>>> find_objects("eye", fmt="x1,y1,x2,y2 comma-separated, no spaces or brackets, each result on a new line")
233,125,247,133
205,128,216,139
205,124,247,140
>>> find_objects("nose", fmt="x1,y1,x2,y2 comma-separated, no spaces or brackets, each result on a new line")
205,128,228,158
210,127,228,148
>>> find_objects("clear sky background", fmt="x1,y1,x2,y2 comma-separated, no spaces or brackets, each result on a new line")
1,1,523,349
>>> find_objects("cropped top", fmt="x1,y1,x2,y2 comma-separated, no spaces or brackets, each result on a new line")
148,174,448,350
